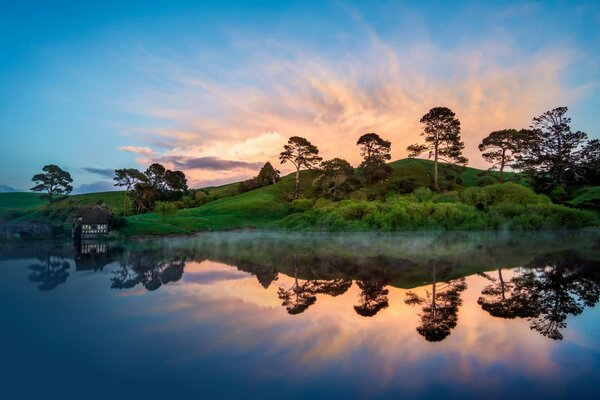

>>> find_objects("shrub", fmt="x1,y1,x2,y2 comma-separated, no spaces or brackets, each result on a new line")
290,198,314,213
155,201,178,216
460,187,492,210
476,175,499,187
413,187,433,202
481,183,546,205
194,190,213,206
393,178,416,194
433,191,460,203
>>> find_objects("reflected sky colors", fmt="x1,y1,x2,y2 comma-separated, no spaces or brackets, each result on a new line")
1,231,600,398
1,1,599,191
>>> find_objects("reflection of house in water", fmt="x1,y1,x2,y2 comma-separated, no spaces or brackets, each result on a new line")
72,205,110,240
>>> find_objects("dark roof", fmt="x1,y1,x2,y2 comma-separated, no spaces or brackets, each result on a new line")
76,205,111,224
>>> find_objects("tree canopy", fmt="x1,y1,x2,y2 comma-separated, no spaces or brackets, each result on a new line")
30,164,73,203
280,136,322,199
357,133,392,183
407,107,467,190
478,129,522,182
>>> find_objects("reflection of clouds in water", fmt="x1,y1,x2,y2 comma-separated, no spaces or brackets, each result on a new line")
137,262,560,393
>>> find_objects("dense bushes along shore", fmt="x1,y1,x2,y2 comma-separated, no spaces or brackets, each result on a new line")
279,183,596,231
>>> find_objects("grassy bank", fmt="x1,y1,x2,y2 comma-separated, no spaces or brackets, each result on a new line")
1,159,597,236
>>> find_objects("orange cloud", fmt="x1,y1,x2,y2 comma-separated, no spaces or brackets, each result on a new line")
119,35,589,186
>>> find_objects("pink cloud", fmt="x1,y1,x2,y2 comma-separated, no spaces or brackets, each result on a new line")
118,145,155,156
116,33,591,186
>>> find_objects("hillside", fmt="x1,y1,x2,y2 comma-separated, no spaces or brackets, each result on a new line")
1,158,597,236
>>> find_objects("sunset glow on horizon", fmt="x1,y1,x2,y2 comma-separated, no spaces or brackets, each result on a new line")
1,0,599,192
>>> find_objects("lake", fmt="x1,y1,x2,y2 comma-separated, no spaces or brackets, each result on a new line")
1,230,600,399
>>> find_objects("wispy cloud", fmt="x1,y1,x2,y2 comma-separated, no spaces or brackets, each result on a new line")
72,181,118,194
83,167,115,179
159,156,263,171
113,16,593,187
118,145,155,156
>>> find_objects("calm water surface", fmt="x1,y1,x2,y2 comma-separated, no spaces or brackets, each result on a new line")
1,231,600,399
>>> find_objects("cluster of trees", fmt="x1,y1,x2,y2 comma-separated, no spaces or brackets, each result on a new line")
114,163,188,213
279,132,394,199
477,107,599,194
238,162,281,193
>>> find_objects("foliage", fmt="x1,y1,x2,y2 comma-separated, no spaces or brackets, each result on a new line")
407,107,468,190
516,107,589,188
155,201,178,216
478,129,522,182
239,162,281,193
412,187,433,202
357,133,392,183
280,136,322,199
30,164,73,203
313,158,358,200
475,175,499,187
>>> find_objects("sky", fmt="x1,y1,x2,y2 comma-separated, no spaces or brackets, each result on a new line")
0,0,599,192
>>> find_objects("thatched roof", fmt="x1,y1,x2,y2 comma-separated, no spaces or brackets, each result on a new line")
76,205,110,224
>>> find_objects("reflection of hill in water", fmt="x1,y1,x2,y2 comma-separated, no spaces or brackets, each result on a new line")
4,231,600,341
4,231,600,291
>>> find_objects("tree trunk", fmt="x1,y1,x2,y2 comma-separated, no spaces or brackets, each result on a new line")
433,144,439,191
499,148,506,183
294,167,300,199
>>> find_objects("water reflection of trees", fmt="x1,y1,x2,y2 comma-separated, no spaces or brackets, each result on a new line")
354,281,389,317
405,263,467,342
28,256,70,291
277,257,353,315
478,251,600,340
111,251,185,291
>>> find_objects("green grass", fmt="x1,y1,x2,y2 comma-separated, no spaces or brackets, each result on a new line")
0,191,128,227
0,193,47,210
1,159,596,236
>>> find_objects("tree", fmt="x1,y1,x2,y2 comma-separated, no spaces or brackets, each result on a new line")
277,264,317,315
313,158,357,200
356,133,392,183
28,256,70,291
405,263,467,342
353,280,389,317
516,107,588,188
279,136,322,199
478,129,522,182
477,268,537,319
145,163,167,190
579,139,600,185
164,170,188,193
407,107,467,190
30,164,73,203
238,162,281,193
256,162,281,186
131,182,158,214
114,168,147,211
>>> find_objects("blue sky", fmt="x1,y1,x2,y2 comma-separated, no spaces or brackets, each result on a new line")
0,0,599,192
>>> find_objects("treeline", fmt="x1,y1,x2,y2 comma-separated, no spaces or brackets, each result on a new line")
27,105,599,215
272,105,599,203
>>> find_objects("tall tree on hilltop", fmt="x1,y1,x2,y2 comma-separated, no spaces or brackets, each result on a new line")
478,129,522,182
516,107,588,188
114,168,147,211
356,133,392,183
279,136,322,199
30,164,73,203
407,107,467,191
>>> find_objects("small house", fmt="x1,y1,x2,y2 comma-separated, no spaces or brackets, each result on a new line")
73,205,111,240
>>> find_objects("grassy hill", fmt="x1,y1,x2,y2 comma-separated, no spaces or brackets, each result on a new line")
1,158,597,236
